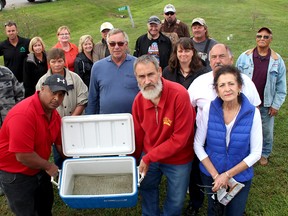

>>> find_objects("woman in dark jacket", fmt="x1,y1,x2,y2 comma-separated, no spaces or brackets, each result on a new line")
162,37,209,215
74,35,94,88
162,37,209,89
23,36,48,98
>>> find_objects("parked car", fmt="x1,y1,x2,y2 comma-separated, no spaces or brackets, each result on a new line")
27,0,56,2
0,0,55,12
0,0,6,11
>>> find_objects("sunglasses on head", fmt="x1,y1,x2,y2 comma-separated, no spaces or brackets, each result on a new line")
108,41,126,47
165,12,175,16
256,35,270,40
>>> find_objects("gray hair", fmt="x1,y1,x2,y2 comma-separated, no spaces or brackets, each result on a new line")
106,28,129,43
209,43,233,61
133,55,160,73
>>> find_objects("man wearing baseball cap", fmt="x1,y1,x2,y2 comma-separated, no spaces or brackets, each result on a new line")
134,15,172,69
191,17,217,71
0,74,67,215
93,21,114,62
236,27,287,166
160,4,190,44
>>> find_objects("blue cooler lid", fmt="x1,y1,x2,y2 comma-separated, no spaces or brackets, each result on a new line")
61,113,135,157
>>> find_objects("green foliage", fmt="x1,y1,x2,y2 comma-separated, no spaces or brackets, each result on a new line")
0,0,288,215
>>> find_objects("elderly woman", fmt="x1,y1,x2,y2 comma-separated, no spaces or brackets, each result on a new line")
74,35,94,88
54,25,78,71
162,37,209,89
194,65,262,216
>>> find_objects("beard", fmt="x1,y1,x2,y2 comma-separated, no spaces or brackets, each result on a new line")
139,78,163,100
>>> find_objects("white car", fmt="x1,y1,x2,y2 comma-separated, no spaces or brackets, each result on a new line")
0,0,6,11
0,0,55,11
27,0,55,2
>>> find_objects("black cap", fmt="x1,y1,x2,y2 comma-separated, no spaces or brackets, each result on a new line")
148,16,161,25
43,74,68,93
258,27,272,34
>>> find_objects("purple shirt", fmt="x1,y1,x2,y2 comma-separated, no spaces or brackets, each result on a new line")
252,48,270,105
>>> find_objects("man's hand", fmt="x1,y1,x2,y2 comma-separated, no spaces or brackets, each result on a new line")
138,159,149,177
268,107,278,117
45,163,59,177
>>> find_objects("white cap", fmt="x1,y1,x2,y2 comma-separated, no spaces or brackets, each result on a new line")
100,22,114,32
191,17,207,27
164,4,176,13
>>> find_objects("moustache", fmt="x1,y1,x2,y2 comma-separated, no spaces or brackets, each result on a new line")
215,63,223,68
143,84,155,89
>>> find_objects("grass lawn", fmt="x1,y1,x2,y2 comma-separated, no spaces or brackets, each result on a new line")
0,0,288,215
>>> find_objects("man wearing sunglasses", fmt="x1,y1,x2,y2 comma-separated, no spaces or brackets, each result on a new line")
160,4,190,44
236,27,287,166
86,28,139,115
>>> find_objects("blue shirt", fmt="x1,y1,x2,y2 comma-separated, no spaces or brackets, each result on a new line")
86,54,139,114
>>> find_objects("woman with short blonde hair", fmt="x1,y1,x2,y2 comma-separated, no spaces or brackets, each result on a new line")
54,25,78,71
23,36,48,97
74,35,94,88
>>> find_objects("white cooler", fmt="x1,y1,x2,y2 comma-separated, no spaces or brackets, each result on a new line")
53,113,138,209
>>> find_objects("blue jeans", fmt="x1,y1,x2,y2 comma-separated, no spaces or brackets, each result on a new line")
53,144,65,169
260,106,275,158
139,159,192,216
201,172,252,216
0,170,54,216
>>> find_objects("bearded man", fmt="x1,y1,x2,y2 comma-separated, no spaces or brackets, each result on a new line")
132,54,196,216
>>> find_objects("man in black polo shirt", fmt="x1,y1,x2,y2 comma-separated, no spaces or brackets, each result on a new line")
0,21,30,83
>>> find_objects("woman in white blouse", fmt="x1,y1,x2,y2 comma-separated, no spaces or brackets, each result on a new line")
194,65,262,216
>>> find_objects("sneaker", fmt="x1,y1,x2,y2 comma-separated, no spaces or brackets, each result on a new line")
259,156,268,166
184,204,199,216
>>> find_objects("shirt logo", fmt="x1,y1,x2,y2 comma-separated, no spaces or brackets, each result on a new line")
163,117,172,126
20,47,26,53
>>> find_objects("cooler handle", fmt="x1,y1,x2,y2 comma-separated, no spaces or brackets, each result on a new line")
137,166,145,187
51,169,61,189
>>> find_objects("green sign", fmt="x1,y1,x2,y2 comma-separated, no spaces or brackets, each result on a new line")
118,6,128,11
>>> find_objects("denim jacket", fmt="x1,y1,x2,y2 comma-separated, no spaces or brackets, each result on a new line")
236,48,286,109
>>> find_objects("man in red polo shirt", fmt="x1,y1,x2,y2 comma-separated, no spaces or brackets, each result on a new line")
0,74,68,216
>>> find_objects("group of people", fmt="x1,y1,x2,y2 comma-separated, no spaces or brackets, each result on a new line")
0,3,286,216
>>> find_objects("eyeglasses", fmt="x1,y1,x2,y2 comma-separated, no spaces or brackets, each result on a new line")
108,41,126,47
165,12,175,16
256,35,270,40
58,33,70,36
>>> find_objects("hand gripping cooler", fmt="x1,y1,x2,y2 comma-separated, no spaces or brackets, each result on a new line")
54,113,138,209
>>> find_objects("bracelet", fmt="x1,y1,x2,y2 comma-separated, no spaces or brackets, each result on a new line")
213,174,219,180
225,171,231,178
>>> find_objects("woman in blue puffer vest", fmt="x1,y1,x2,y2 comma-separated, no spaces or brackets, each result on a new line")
194,65,262,216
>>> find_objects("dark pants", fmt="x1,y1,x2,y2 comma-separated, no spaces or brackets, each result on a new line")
0,170,54,216
53,144,65,169
188,156,204,209
201,172,252,216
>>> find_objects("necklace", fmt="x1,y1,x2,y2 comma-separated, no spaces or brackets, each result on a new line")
223,104,240,124
180,69,190,77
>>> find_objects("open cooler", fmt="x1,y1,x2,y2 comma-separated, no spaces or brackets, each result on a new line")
53,113,138,209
